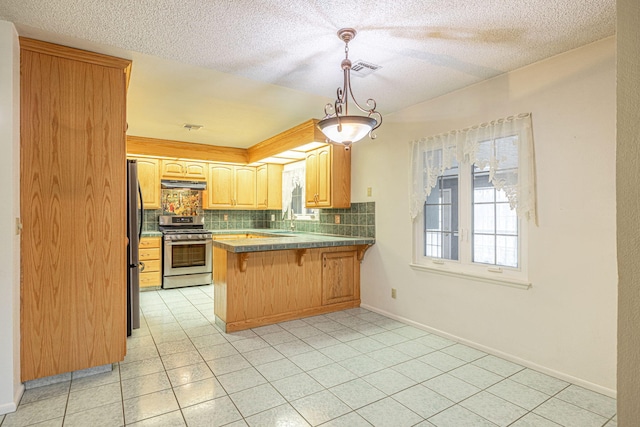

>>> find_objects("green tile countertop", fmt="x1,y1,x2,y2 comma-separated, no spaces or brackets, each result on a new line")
141,231,162,237
209,229,375,253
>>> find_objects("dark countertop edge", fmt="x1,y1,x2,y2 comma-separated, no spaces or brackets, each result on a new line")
212,238,375,253
141,231,162,237
143,228,375,252
208,229,375,253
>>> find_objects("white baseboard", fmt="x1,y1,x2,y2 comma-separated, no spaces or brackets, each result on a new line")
0,383,24,415
360,303,617,399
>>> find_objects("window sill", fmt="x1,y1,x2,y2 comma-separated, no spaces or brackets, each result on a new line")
409,262,532,290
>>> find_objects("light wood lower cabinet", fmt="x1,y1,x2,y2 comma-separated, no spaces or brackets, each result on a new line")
322,251,358,305
213,245,367,332
139,237,162,289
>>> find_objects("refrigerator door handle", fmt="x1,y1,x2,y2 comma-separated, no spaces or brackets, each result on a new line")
138,182,144,240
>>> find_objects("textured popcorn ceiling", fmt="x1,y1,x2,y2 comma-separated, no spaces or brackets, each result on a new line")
0,1,616,148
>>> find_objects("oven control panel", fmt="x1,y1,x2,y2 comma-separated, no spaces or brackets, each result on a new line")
163,233,212,242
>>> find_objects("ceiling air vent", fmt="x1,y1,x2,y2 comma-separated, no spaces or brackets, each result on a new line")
351,60,382,77
183,123,203,131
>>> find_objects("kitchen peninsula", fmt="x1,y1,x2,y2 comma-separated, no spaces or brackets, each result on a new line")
211,231,374,332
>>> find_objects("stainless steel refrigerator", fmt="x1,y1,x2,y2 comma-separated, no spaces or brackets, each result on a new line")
126,160,143,336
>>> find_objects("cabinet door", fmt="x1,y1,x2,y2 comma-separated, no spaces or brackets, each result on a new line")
316,146,332,207
305,150,319,206
322,251,358,305
20,42,128,381
255,164,282,209
161,160,186,179
235,166,257,208
183,161,207,180
256,165,269,209
207,164,235,208
132,157,161,209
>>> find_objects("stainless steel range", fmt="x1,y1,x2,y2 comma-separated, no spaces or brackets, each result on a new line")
160,215,212,289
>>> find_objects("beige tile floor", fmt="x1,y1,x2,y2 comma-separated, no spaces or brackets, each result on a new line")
1,285,618,426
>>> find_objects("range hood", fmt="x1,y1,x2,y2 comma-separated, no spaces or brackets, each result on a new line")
161,180,207,190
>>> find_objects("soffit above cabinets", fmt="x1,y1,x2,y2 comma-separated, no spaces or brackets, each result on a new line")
127,119,329,166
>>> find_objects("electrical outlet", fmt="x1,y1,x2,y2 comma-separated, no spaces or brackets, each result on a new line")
391,288,397,299
334,215,341,224
224,214,228,221
367,187,372,197
271,214,275,221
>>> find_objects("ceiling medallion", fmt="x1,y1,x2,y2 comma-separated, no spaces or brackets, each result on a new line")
317,28,382,150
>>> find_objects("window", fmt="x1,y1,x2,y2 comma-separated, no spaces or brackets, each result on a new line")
425,162,459,260
282,161,319,221
410,114,536,288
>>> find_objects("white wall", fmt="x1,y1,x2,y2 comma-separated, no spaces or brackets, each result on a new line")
352,37,617,395
0,20,22,414
616,0,640,422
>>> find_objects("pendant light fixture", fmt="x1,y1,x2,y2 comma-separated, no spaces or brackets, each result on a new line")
317,28,382,149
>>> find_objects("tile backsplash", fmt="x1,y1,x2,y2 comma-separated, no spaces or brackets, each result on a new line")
143,202,375,238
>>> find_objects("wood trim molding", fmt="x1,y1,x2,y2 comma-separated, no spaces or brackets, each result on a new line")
19,37,131,70
247,119,325,163
127,135,248,164
296,249,307,266
238,253,250,272
357,245,372,262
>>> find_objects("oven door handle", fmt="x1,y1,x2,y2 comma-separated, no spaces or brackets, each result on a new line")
165,239,212,246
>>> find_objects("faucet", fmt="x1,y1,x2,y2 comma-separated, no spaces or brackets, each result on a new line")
290,218,296,231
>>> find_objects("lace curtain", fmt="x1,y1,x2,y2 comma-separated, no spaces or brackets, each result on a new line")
282,161,306,219
409,113,536,223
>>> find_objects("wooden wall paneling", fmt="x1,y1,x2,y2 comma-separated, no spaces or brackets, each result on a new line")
20,42,129,381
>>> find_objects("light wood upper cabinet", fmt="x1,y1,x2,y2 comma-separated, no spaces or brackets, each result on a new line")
306,145,351,208
161,160,207,180
20,38,130,381
128,157,161,209
235,166,257,208
257,164,283,209
205,164,256,209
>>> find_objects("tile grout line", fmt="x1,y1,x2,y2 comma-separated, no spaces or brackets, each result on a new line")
24,286,614,427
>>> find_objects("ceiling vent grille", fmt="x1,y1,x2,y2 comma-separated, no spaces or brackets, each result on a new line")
351,60,382,77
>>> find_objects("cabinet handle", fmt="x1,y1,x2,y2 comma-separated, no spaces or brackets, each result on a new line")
323,256,326,268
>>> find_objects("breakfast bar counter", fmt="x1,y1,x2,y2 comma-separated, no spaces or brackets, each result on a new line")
211,230,374,332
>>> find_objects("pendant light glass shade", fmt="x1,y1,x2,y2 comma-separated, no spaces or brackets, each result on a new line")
317,116,377,146
318,28,382,149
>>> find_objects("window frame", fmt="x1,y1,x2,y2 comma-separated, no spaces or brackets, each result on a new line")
411,127,531,290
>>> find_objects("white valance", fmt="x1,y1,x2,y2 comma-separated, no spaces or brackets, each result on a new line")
409,113,537,223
